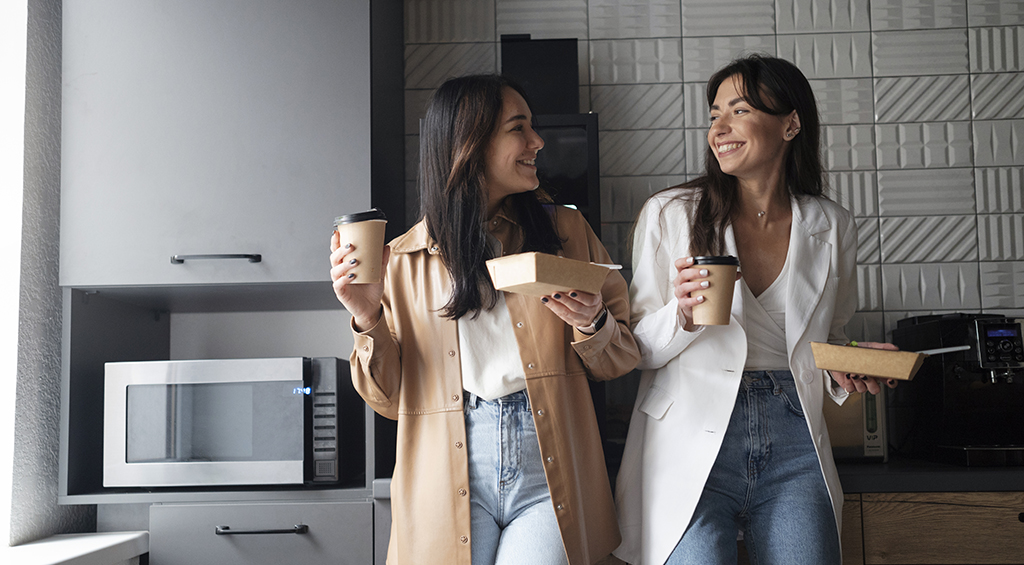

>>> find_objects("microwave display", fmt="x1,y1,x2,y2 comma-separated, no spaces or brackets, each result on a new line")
126,381,304,463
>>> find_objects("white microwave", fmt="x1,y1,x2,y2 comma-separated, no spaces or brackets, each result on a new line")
103,357,342,488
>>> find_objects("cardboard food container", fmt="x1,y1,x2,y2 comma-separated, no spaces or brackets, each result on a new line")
485,252,614,297
811,342,926,381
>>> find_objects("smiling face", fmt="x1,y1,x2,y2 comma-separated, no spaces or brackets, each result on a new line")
708,75,799,183
483,87,545,213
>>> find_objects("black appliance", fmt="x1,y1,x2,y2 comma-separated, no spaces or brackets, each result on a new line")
890,313,1024,466
500,34,579,115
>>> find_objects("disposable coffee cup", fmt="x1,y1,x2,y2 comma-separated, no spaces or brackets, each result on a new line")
690,255,739,326
334,208,387,284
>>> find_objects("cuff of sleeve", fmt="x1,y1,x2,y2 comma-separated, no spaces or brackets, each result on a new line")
351,311,390,364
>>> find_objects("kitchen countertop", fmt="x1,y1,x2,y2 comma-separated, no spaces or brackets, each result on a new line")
838,456,1024,493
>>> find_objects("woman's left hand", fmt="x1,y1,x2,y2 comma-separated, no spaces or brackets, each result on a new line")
541,290,605,330
829,341,900,395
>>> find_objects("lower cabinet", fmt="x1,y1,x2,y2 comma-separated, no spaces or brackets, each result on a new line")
149,501,372,565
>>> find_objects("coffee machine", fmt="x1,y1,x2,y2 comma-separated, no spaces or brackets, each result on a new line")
890,313,1024,466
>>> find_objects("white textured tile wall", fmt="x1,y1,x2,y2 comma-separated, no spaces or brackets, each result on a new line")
401,0,1024,339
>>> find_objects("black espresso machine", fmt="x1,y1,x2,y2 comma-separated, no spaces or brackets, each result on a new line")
890,313,1024,466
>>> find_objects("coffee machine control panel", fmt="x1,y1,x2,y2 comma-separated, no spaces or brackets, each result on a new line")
975,318,1024,369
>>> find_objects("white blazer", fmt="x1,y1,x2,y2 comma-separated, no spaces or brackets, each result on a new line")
613,188,858,565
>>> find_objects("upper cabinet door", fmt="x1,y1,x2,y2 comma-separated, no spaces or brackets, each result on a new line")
60,0,371,287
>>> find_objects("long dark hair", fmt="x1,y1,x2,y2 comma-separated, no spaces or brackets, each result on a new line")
419,74,562,320
675,54,825,256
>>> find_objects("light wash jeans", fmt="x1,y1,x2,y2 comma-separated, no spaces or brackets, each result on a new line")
668,370,841,565
464,390,568,565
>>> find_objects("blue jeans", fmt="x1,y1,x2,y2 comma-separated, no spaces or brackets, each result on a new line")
464,390,568,565
667,370,840,565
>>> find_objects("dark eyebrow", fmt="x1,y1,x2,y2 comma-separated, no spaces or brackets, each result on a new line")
504,114,529,125
710,97,746,111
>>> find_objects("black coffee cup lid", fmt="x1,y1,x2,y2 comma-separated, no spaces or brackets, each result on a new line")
693,255,739,266
334,208,387,226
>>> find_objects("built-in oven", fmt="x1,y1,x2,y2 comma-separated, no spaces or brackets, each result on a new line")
103,357,343,488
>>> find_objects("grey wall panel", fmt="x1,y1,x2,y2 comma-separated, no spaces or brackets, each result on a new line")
684,82,709,128
590,38,683,84
405,136,419,182
823,124,875,171
810,78,874,124
588,0,682,40
681,35,777,83
599,129,685,176
872,29,970,76
856,217,881,263
830,171,879,217
857,264,883,311
600,222,633,267
496,0,588,40
684,128,707,175
404,43,496,90
776,32,872,78
590,84,684,130
978,214,1024,261
846,312,886,342
968,0,1024,27
869,0,968,31
600,175,686,222
973,119,1024,166
969,26,1024,72
976,167,1024,213
881,263,981,310
873,76,971,123
774,0,870,34
404,0,495,43
404,89,433,135
680,0,775,37
876,169,976,216
874,122,973,170
880,216,978,263
981,262,1024,309
971,73,1024,120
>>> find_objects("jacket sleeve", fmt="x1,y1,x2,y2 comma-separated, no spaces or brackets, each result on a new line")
349,285,402,420
570,215,641,381
629,195,706,371
825,207,858,405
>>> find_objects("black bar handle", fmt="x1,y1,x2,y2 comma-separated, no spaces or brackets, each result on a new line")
215,524,309,536
170,254,262,264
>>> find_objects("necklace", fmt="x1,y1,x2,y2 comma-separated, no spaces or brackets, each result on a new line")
757,210,766,218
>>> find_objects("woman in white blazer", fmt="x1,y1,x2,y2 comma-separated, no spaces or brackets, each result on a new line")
613,55,897,565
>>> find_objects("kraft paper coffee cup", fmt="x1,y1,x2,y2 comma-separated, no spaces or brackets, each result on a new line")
334,208,387,284
690,255,739,326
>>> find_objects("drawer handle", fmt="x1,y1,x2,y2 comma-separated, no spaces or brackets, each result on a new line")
171,254,262,264
215,524,309,536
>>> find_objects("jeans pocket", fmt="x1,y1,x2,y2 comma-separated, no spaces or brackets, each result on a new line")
778,385,806,418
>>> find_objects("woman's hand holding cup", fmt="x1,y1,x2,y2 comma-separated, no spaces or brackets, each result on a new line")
330,231,390,332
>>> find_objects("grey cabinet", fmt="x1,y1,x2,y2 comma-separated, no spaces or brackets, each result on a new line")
60,0,402,288
149,501,373,565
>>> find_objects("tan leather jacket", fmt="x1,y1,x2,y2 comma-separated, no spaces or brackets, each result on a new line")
350,205,640,565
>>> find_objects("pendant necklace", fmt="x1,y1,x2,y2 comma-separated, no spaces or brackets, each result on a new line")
757,210,766,218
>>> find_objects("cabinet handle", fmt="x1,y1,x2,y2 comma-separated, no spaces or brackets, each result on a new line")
170,254,262,264
215,524,309,536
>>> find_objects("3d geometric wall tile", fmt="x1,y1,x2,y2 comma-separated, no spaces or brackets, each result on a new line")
404,43,497,89
873,75,970,123
600,175,686,222
881,262,982,310
495,0,589,40
775,0,870,34
681,36,777,83
968,0,1024,27
973,119,1024,167
857,264,883,311
684,82,710,128
588,0,682,40
404,0,495,43
857,217,881,263
972,73,1024,120
976,167,1024,213
590,39,683,84
872,29,969,76
590,84,684,130
599,221,633,267
776,32,872,78
404,89,433,135
599,129,685,176
980,262,1024,309
880,216,978,263
684,128,708,175
810,78,874,124
681,0,775,37
870,0,967,31
877,169,976,216
874,122,973,170
978,214,1024,261
830,171,878,217
846,312,886,343
823,124,875,170
969,27,1024,72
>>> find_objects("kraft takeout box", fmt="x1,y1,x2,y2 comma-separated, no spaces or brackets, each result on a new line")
485,252,614,297
811,342,926,381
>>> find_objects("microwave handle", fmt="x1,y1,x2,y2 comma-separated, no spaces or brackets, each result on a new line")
215,524,309,536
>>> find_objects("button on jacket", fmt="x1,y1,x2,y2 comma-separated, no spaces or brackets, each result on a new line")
350,205,641,565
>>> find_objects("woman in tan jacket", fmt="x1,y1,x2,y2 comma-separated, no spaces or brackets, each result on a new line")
329,75,640,565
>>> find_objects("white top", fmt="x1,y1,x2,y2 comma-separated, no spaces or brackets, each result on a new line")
742,254,791,370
